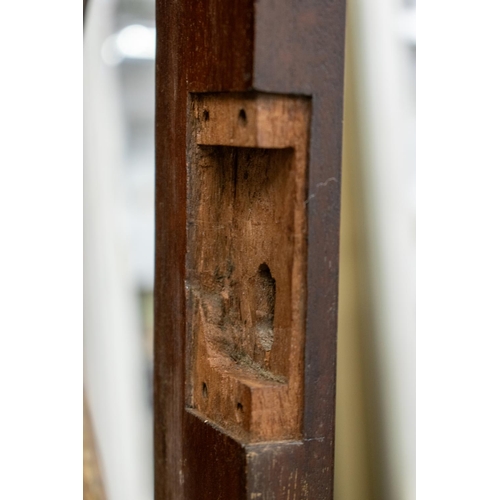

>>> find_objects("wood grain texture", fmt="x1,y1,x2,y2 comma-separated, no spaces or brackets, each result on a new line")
185,0,254,92
155,0,346,498
187,93,310,443
254,0,347,444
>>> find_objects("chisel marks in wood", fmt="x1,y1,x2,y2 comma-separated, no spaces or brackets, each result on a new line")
186,93,311,442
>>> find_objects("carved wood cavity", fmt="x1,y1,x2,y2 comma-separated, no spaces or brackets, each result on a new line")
186,93,310,442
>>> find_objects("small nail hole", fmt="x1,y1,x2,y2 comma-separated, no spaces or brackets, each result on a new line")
202,109,209,121
202,382,208,398
238,108,247,125
236,402,243,412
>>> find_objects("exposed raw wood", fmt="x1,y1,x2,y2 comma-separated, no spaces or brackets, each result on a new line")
186,93,310,442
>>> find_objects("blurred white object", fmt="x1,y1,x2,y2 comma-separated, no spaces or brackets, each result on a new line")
101,25,156,66
84,1,153,499
348,0,416,498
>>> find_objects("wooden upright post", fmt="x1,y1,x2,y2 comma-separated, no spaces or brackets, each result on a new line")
154,1,346,498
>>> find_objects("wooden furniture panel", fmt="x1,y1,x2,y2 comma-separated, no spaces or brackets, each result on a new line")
155,1,346,498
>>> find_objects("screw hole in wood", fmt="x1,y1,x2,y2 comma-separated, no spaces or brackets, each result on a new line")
238,108,247,125
202,382,208,398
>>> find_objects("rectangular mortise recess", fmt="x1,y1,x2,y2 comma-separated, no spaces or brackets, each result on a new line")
186,92,311,442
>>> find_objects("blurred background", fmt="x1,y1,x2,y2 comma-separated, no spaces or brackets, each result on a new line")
83,0,415,499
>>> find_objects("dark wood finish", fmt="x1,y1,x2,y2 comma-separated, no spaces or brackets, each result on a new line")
155,1,346,498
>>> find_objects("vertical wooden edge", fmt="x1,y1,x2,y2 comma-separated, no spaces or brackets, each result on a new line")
154,1,188,499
